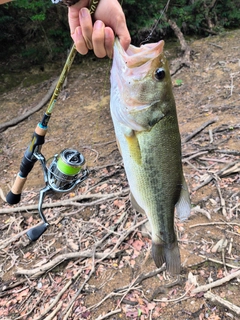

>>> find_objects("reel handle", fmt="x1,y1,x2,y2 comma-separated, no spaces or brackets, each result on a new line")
27,223,49,241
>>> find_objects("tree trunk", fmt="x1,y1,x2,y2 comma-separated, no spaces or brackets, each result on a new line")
167,19,191,73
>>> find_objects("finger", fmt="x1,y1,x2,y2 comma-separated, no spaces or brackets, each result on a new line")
115,21,131,51
92,20,106,58
72,26,89,55
79,8,93,50
68,5,81,36
104,27,115,59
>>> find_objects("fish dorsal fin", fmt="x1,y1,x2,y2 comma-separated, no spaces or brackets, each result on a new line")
175,177,191,221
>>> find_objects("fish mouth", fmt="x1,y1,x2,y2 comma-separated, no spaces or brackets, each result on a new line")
111,39,166,131
115,38,165,68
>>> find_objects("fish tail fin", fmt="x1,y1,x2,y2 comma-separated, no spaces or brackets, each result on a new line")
152,241,181,275
152,242,165,269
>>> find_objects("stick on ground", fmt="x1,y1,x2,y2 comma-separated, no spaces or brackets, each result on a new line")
204,291,240,315
183,117,218,143
192,269,240,294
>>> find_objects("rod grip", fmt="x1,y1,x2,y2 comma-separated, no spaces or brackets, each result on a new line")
6,174,27,204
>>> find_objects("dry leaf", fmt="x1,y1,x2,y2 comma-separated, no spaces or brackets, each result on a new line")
67,239,79,251
187,272,198,286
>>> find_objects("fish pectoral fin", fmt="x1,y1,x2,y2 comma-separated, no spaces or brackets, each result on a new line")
130,192,145,214
152,240,181,275
124,129,142,165
175,177,191,221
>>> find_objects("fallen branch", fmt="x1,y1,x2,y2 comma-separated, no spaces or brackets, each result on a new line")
191,205,211,220
0,79,58,133
183,117,218,143
15,249,121,278
192,160,239,191
15,292,44,320
214,176,227,217
0,189,129,214
96,218,148,265
33,269,82,320
204,291,240,315
198,255,239,270
189,221,240,228
16,215,146,277
192,269,240,294
96,309,122,320
114,266,165,293
44,301,63,320
62,252,96,319
84,267,166,314
154,284,195,303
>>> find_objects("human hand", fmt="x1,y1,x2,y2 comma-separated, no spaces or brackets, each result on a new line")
68,0,131,58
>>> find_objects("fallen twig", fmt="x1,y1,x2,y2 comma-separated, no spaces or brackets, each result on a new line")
192,269,240,294
44,300,63,320
192,160,239,191
63,252,96,320
214,175,227,217
114,266,166,293
0,189,129,214
204,291,240,315
189,221,240,228
191,205,211,220
209,42,223,49
198,255,239,270
15,250,121,278
183,118,218,143
16,216,147,277
182,151,209,162
83,267,165,314
154,283,195,303
15,292,44,320
33,269,82,320
96,218,148,264
96,309,122,320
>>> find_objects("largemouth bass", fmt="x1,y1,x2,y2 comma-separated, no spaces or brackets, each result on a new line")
110,38,191,274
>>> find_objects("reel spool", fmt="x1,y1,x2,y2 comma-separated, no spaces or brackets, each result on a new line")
26,148,88,241
48,149,85,192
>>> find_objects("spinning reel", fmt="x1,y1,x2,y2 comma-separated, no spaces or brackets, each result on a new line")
27,148,88,241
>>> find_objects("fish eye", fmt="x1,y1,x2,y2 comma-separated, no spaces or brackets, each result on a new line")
155,68,165,81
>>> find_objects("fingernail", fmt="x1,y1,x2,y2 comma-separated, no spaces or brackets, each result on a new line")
94,20,103,30
80,8,89,18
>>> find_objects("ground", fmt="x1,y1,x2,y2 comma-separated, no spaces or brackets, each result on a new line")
0,29,239,320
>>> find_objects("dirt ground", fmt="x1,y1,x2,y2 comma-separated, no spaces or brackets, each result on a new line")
0,29,239,320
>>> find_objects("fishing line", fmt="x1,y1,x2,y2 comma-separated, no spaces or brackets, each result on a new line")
140,0,171,45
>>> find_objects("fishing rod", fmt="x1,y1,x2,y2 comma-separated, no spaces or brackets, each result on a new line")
6,1,99,241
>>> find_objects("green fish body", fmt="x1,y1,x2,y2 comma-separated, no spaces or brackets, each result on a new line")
110,39,191,274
